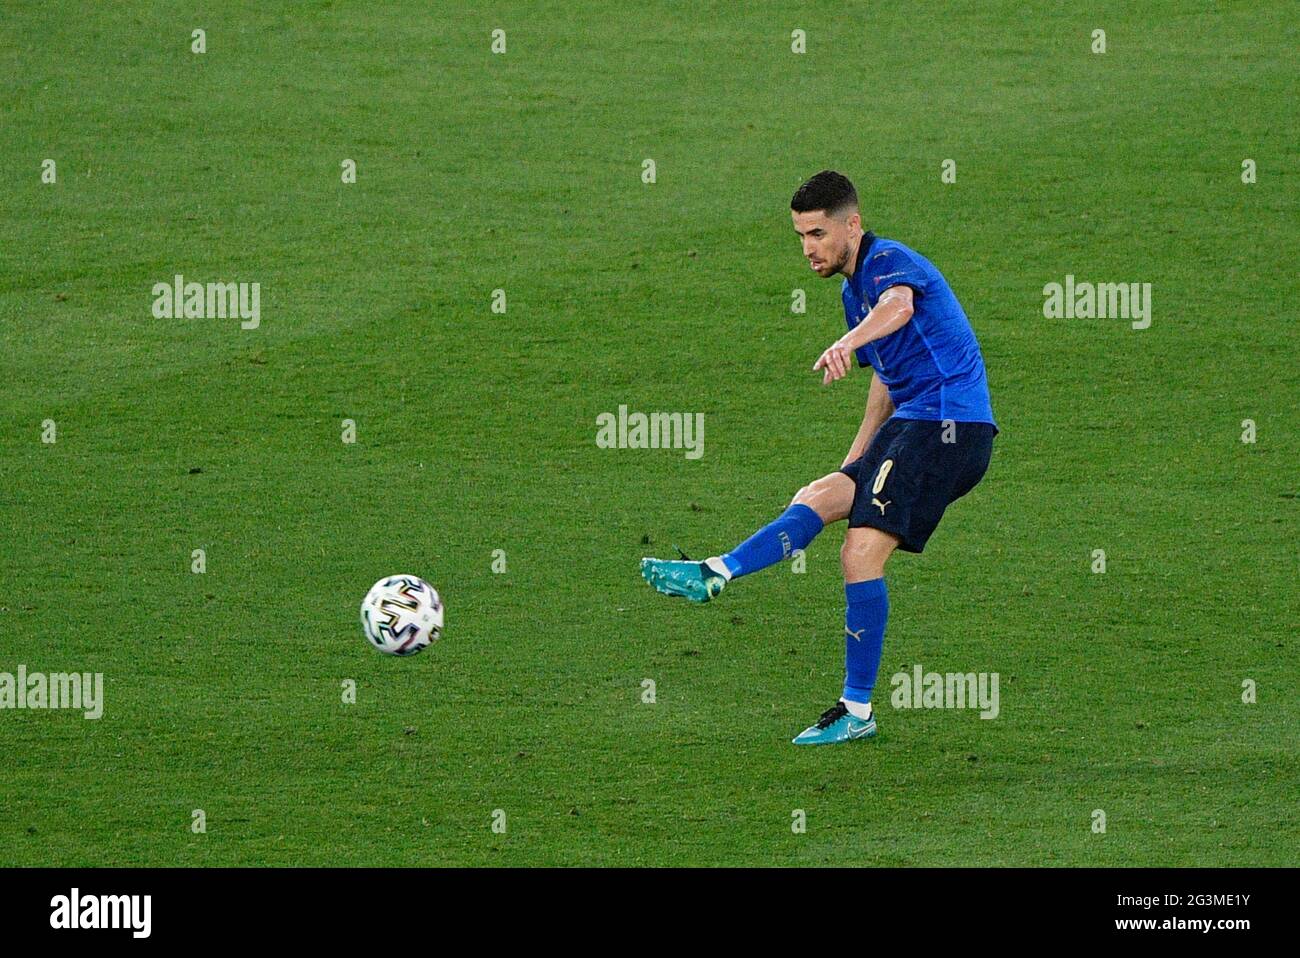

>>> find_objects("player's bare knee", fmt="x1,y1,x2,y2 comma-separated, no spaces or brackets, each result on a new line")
792,477,829,512
839,537,869,576
841,530,895,579
794,473,852,523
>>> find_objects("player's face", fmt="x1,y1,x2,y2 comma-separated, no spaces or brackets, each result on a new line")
792,209,859,278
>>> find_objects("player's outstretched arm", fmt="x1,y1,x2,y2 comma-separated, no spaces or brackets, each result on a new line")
813,286,915,384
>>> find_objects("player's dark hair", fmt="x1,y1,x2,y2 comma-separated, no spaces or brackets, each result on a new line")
790,170,859,219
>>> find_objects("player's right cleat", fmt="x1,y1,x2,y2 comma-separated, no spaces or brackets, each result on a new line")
791,701,877,745
640,557,726,603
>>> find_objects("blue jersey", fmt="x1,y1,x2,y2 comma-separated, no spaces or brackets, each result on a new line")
842,232,996,428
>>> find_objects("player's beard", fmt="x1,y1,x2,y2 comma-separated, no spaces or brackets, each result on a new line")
830,239,852,276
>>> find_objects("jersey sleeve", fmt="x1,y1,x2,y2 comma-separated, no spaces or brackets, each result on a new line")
864,247,929,299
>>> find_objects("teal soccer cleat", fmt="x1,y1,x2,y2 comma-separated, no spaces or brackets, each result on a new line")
640,556,726,603
792,701,877,745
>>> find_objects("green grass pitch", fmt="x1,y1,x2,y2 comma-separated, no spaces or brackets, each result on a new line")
1,2,1296,866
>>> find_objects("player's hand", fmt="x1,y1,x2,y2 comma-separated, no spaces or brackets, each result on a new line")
813,340,853,384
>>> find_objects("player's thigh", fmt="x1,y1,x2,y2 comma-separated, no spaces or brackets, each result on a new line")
791,471,855,523
841,525,901,580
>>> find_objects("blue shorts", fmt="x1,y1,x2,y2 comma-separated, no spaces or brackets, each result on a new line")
840,418,995,553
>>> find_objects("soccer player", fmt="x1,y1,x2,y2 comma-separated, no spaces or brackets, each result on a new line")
641,170,997,745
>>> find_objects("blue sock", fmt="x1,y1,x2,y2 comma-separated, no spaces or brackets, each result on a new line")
843,578,888,705
720,504,824,578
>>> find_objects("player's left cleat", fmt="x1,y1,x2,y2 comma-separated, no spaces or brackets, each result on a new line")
791,701,877,745
640,557,726,603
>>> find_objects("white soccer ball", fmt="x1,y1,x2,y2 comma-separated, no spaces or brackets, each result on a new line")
360,574,444,656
